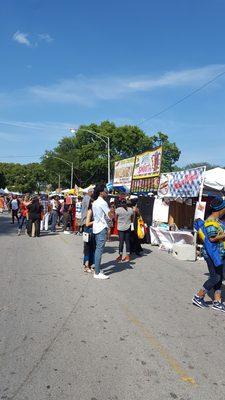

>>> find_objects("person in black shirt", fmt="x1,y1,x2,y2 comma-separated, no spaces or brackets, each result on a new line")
27,196,43,237
62,199,71,234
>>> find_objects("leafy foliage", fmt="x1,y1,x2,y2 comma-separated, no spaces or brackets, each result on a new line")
0,172,6,188
0,122,181,191
182,162,219,171
42,121,181,186
0,163,47,192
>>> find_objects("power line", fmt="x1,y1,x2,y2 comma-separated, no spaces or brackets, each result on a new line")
138,69,225,126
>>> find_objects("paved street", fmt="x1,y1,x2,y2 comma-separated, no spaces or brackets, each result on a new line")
1,213,225,400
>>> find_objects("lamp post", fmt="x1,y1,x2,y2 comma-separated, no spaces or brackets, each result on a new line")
46,155,74,189
70,128,111,183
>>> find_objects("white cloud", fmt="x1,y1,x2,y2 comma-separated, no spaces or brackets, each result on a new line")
12,31,53,48
26,64,225,105
38,33,54,43
12,31,31,47
127,65,225,90
0,64,224,108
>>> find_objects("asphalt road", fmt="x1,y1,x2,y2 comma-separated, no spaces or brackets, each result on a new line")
1,213,225,400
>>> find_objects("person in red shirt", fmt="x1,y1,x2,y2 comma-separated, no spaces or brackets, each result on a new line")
18,195,31,235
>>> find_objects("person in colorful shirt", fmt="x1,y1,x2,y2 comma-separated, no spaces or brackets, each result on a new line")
0,196,4,213
193,196,225,312
18,195,31,235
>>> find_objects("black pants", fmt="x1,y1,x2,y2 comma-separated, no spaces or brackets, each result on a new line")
203,257,224,292
12,210,19,224
118,229,131,255
27,218,40,237
130,231,143,255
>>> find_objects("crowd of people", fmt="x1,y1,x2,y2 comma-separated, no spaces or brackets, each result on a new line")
0,184,147,280
2,188,225,308
0,193,78,236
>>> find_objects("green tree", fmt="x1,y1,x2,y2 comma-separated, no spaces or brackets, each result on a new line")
0,172,6,188
183,162,219,171
0,162,48,192
150,132,181,173
42,121,181,185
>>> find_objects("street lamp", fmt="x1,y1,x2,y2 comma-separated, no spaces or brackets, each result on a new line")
46,155,74,189
70,128,111,183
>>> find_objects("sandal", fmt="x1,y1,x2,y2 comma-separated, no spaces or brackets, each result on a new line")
84,266,92,273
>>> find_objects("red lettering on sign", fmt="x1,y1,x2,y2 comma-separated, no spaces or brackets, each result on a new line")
173,172,198,189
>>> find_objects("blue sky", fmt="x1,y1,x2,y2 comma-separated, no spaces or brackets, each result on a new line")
0,0,225,166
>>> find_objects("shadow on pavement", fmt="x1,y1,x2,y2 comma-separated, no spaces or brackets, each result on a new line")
104,246,117,254
104,261,134,276
0,215,60,238
0,213,19,237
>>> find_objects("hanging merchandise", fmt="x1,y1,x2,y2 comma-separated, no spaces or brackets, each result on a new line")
137,216,145,239
137,196,155,226
194,201,206,220
152,198,169,223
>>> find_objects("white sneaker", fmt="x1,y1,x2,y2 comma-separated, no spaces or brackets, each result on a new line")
93,272,109,280
63,231,71,235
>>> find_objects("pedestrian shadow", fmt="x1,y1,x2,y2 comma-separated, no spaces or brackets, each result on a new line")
103,260,135,276
130,248,152,260
142,248,152,255
39,232,59,237
0,214,20,237
104,246,117,254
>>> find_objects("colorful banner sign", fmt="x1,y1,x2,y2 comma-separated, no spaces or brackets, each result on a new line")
132,147,162,179
158,167,205,198
113,156,135,190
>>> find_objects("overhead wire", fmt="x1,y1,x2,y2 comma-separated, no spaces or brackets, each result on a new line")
138,69,225,127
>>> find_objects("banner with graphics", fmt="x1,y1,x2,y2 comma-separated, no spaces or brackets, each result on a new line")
158,167,205,198
131,176,160,193
130,146,162,193
132,147,162,179
113,157,135,190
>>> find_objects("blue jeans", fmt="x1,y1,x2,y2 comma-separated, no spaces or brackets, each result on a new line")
203,257,225,293
51,210,58,232
18,215,27,230
94,227,107,274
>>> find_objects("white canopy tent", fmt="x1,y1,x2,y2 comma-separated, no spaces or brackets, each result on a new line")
204,167,225,193
82,185,95,193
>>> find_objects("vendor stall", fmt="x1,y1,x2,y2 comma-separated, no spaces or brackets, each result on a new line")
150,167,206,259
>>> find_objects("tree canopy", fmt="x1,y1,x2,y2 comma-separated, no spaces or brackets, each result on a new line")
2,121,223,192
0,162,47,193
42,121,181,187
0,172,6,189
182,162,219,171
